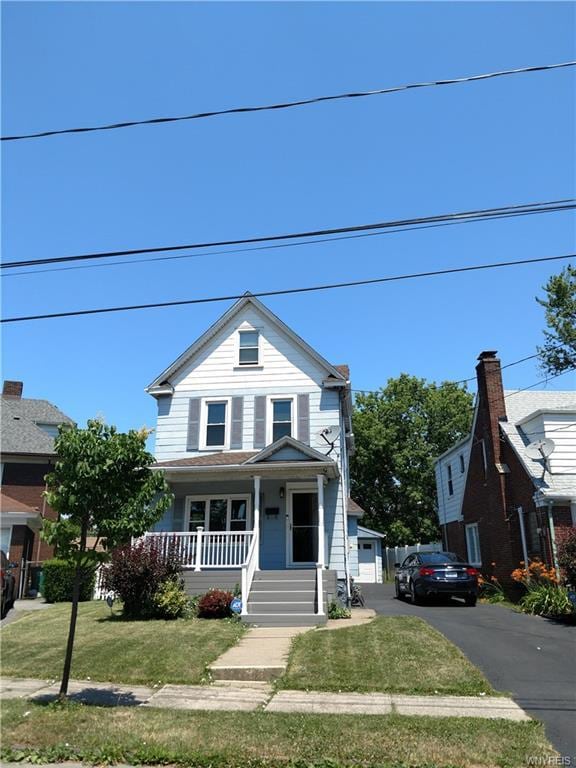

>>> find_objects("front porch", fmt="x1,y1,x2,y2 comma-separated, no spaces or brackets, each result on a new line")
148,438,344,625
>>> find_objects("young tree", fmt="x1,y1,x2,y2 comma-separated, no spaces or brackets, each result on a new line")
537,264,576,375
351,375,473,545
43,419,172,700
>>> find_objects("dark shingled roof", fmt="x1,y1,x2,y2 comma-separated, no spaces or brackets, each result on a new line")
1,396,74,456
333,364,350,380
153,451,259,468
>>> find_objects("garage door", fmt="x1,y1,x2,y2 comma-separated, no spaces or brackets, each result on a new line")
358,540,377,583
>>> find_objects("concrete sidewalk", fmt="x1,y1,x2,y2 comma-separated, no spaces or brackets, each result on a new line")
0,676,530,720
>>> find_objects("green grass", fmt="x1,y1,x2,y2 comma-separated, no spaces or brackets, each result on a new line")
1,699,556,768
279,616,496,695
0,601,245,686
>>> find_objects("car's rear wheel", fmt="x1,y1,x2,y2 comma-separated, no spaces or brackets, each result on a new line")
409,581,424,605
465,595,477,607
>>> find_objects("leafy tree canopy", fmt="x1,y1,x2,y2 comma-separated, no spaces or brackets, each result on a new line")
537,264,576,375
351,374,473,546
43,418,172,564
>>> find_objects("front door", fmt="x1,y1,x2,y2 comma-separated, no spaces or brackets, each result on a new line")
287,490,318,566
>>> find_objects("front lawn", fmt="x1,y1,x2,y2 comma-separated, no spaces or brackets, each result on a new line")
1,699,555,768
279,616,496,695
0,601,244,686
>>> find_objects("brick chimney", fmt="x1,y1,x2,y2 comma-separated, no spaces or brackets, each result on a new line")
2,380,23,398
475,351,506,464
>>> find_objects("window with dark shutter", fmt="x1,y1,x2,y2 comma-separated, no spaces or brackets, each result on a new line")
186,398,201,451
253,395,266,448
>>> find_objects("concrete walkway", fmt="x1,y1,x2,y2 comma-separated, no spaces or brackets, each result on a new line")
209,609,376,681
0,676,530,720
209,626,309,681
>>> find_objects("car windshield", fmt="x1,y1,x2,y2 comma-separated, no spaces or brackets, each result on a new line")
419,552,466,564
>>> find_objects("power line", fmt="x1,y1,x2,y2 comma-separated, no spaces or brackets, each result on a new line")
351,347,568,394
4,205,573,279
2,252,574,325
3,61,575,143
2,199,573,270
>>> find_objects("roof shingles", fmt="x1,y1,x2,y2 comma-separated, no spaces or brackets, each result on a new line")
1,396,74,455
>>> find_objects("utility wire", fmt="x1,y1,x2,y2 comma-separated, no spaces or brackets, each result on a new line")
2,199,573,270
4,205,573,279
3,61,575,143
352,347,568,394
2,252,574,325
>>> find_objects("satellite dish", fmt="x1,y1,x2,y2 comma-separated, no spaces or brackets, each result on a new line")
316,425,341,456
525,438,555,460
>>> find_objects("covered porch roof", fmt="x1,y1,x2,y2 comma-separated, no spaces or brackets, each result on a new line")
0,492,42,529
152,436,340,481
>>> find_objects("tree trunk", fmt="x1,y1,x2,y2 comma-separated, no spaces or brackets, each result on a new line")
58,517,88,701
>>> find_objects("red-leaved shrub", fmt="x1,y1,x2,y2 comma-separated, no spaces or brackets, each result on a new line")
197,589,233,619
105,539,182,618
557,527,576,586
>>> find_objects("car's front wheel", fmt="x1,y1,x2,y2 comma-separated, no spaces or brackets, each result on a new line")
394,578,402,599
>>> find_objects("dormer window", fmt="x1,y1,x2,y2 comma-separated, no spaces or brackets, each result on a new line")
239,330,259,366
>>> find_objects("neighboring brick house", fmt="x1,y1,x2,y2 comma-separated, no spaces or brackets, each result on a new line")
0,381,74,596
435,351,575,588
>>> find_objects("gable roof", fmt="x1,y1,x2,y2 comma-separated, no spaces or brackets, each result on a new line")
146,293,347,392
347,497,365,516
500,389,576,500
357,524,385,538
1,396,74,456
244,435,334,464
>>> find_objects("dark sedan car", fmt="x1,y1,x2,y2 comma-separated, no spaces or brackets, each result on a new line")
395,551,479,606
1,551,17,619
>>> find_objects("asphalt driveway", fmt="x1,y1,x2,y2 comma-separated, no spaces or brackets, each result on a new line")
362,583,576,757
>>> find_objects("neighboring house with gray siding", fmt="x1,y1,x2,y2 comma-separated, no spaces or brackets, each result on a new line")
145,293,365,626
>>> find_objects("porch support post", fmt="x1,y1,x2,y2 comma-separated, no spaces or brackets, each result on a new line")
194,526,203,572
253,475,261,571
317,474,325,568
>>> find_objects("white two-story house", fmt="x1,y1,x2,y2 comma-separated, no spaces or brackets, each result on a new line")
144,293,366,625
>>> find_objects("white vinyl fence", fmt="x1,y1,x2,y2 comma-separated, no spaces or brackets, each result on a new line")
383,542,442,580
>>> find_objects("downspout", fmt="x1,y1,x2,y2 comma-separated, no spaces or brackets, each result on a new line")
547,501,560,581
340,388,351,603
517,506,529,571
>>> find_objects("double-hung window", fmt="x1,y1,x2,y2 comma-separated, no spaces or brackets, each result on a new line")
206,401,227,448
272,399,292,442
465,523,481,566
238,330,259,366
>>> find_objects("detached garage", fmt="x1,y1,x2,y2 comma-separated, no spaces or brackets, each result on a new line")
356,525,385,584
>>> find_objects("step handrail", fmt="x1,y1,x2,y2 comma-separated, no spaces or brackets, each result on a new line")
241,530,259,616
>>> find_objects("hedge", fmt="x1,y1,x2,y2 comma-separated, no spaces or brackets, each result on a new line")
42,559,96,603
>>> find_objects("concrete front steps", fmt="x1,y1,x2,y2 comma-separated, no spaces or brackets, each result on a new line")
243,569,326,628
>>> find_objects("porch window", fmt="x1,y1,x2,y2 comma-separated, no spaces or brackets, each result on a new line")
185,496,251,532
206,402,227,447
272,399,292,442
188,501,205,532
209,499,227,531
230,499,248,531
239,330,259,366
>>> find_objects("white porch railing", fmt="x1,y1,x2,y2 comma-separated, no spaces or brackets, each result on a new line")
143,530,254,569
241,530,259,616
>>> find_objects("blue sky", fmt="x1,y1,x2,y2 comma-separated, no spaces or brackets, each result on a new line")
2,1,575,444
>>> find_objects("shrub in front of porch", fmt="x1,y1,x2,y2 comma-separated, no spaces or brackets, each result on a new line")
42,559,96,603
104,540,187,619
197,589,234,619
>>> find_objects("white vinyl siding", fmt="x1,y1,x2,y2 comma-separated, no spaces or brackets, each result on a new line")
520,412,576,475
435,437,471,526
465,523,481,566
